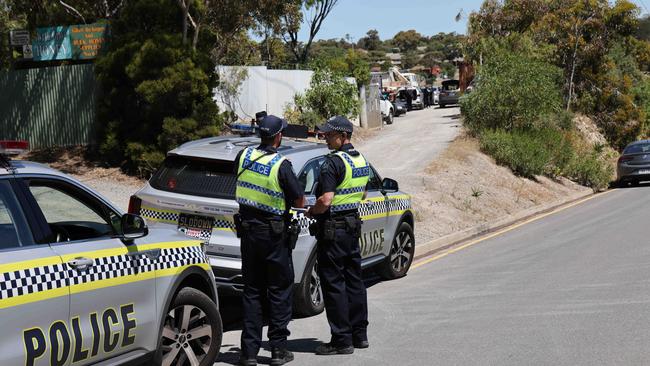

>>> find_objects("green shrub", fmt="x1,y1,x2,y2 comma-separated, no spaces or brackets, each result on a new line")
479,126,613,189
532,128,574,176
461,46,563,133
479,127,578,179
479,129,551,178
95,0,225,175
287,64,359,126
566,152,614,191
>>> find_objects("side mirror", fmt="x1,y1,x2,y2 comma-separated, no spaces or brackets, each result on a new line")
381,178,399,193
120,214,149,242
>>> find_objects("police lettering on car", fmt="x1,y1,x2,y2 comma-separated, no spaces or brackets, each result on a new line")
24,304,136,366
306,116,371,356
233,114,306,366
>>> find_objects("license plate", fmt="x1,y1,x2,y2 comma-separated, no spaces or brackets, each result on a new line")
638,169,650,174
178,213,214,238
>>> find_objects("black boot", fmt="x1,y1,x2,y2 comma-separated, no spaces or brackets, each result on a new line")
314,342,354,355
353,339,369,349
270,348,294,365
239,356,258,366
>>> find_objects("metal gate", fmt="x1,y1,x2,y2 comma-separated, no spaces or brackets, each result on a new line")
0,64,98,149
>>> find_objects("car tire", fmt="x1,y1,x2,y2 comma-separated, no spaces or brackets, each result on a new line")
387,109,394,124
377,222,415,280
293,251,325,318
154,288,223,366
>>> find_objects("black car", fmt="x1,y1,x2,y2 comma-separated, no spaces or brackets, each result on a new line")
617,140,650,186
392,98,407,117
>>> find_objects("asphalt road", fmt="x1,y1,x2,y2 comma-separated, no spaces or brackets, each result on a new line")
215,185,650,365
357,106,461,181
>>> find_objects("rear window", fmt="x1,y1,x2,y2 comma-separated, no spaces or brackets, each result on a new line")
150,155,237,199
442,81,459,91
624,143,650,154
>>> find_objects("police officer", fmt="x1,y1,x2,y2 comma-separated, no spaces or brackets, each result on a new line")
234,115,305,366
306,116,370,355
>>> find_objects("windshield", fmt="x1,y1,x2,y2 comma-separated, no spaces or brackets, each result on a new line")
623,143,650,154
442,81,460,91
150,155,237,199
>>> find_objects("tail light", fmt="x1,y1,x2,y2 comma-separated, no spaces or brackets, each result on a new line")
618,155,634,164
128,195,142,214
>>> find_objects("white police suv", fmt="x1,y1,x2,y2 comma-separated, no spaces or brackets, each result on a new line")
130,133,416,317
0,141,222,366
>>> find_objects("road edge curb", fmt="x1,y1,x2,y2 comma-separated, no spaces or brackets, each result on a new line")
413,189,597,261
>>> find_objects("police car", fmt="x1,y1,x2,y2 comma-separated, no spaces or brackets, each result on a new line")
0,141,222,366
130,132,416,317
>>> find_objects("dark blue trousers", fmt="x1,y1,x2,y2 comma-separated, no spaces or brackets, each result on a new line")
317,227,369,347
240,222,294,358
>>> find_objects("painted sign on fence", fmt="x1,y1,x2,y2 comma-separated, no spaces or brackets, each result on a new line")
70,24,109,59
32,23,109,61
33,26,72,61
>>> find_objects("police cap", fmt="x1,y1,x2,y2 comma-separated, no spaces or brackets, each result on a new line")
316,116,354,134
255,111,267,122
258,115,288,137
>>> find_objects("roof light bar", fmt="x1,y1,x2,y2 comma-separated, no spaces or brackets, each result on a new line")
0,140,29,156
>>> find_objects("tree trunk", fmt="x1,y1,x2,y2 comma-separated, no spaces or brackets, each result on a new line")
178,0,189,45
192,23,200,50
566,25,580,111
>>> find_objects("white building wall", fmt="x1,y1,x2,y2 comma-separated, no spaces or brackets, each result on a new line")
214,65,313,121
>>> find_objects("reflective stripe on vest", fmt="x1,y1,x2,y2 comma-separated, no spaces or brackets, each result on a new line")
235,147,286,215
331,151,370,213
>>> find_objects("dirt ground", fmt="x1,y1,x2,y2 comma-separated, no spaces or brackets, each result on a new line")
409,132,591,244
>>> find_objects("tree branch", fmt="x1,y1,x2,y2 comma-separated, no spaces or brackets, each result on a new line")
176,0,190,45
58,0,86,23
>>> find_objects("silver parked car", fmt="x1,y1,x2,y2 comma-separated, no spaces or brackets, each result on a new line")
439,79,460,108
131,136,416,317
0,144,222,366
617,140,650,186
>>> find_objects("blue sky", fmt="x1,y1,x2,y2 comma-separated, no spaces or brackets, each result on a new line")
300,0,650,41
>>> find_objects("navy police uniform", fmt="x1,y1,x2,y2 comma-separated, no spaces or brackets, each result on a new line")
234,115,303,365
314,117,369,353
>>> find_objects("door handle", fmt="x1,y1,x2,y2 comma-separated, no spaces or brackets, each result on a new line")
68,257,93,270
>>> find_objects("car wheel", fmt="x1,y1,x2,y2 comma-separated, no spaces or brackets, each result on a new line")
377,222,415,280
387,110,394,124
155,288,223,366
293,251,324,318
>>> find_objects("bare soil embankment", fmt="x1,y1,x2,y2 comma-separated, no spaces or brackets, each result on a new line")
408,132,591,245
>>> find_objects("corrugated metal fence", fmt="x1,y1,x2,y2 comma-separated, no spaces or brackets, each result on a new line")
0,64,97,149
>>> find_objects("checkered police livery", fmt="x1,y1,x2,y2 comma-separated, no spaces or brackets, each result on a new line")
0,262,67,300
140,206,178,223
0,244,207,304
386,196,411,214
141,206,236,232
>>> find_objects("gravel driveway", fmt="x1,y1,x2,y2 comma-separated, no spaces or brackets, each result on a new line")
358,106,461,190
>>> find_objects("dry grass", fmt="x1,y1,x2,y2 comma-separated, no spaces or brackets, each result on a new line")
407,131,591,244
19,146,143,184
352,127,380,145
